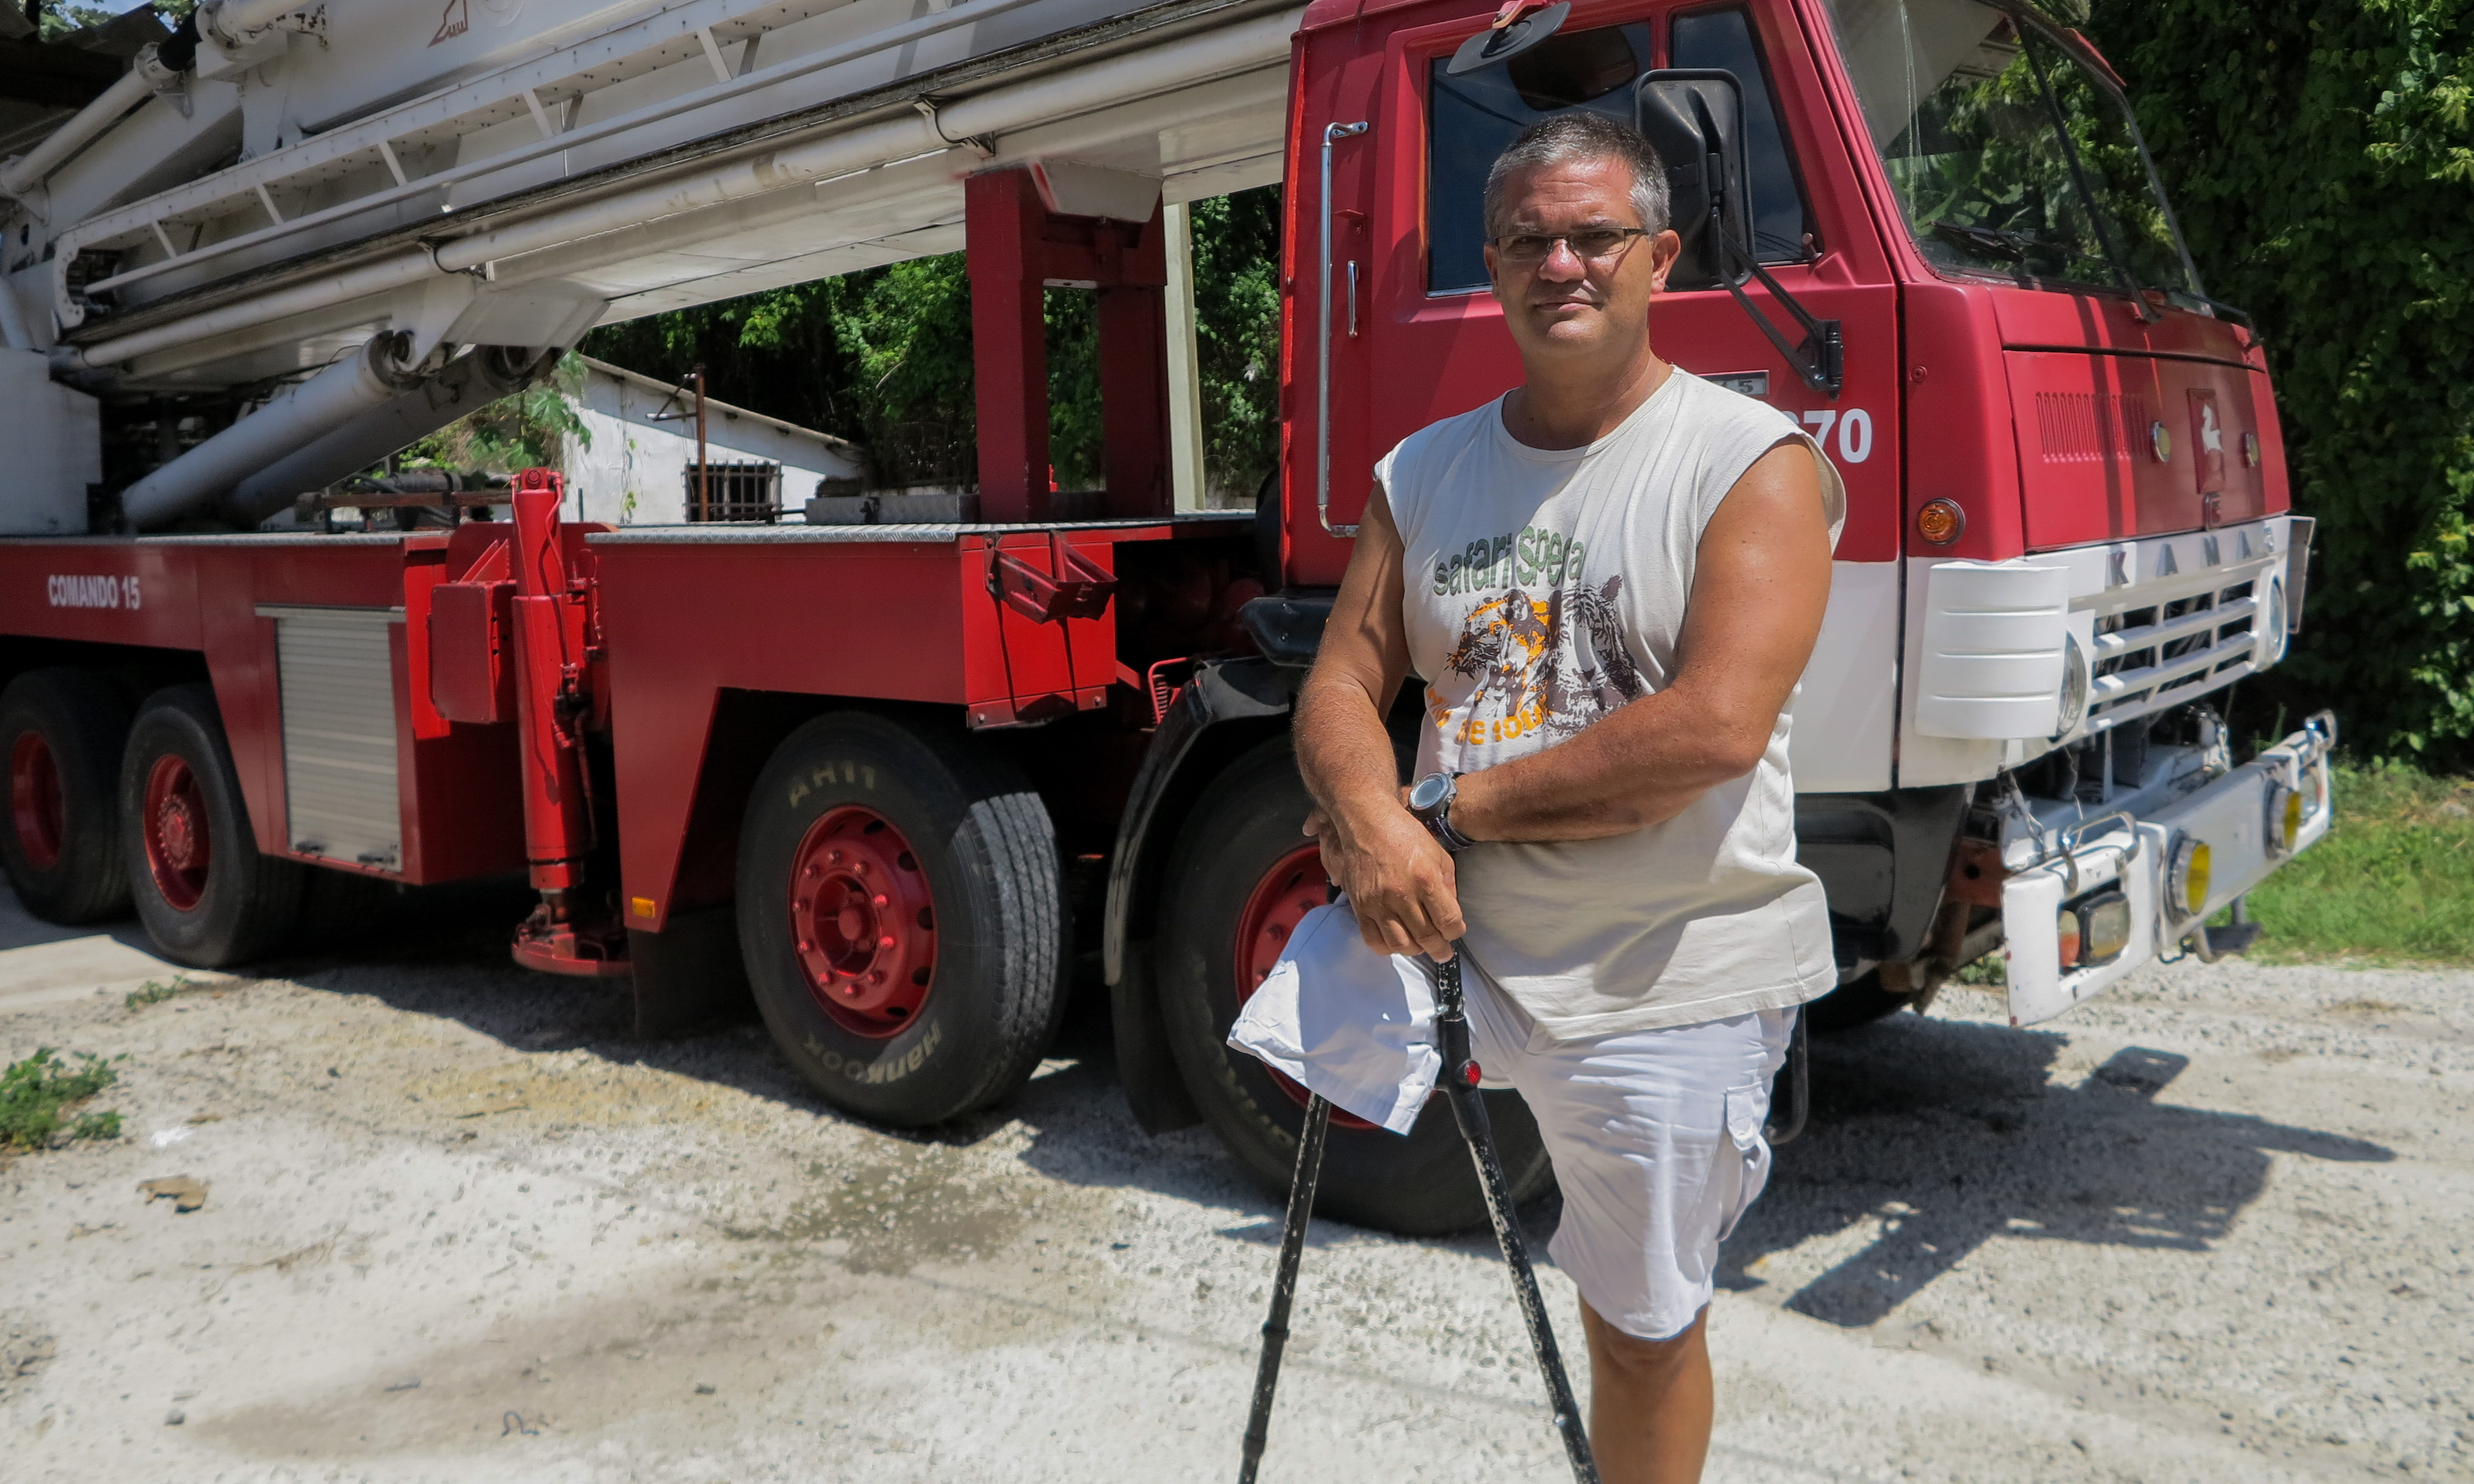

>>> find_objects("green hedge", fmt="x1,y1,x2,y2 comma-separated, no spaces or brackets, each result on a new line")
2083,0,2474,760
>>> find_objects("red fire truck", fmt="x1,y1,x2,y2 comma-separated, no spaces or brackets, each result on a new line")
0,0,2331,1232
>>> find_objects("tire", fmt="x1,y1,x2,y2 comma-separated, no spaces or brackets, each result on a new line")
0,668,133,923
1158,738,1551,1236
1804,970,1910,1034
737,710,1066,1126
119,684,304,966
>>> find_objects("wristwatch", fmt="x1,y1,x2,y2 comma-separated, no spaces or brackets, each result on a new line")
1406,771,1473,853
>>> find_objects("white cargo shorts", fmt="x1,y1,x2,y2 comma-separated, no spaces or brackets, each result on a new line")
1464,968,1795,1341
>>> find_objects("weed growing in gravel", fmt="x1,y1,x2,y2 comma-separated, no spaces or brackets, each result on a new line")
0,1049,124,1150
1952,955,2006,987
2239,760,2474,966
123,976,200,1010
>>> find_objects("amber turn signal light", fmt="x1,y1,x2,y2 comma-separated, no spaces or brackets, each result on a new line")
1916,498,1965,546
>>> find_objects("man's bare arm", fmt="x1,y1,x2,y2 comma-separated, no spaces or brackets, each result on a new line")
1451,442,1833,843
1293,485,1466,961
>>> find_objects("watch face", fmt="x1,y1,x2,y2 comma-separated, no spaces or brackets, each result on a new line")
1408,773,1451,813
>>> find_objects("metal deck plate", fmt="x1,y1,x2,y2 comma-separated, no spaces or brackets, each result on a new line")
586,511,1255,545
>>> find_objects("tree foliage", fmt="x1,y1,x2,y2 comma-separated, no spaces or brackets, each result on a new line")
35,2,190,43
583,186,1284,501
2085,0,2474,760
401,352,591,473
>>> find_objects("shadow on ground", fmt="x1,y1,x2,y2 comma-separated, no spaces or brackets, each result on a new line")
1718,1011,2393,1328
74,879,2394,1324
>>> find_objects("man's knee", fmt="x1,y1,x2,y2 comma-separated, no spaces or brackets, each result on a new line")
1585,1303,1707,1382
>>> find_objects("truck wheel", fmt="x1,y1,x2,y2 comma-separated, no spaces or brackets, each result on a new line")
119,685,304,966
738,711,1066,1126
1157,738,1551,1237
1804,971,1910,1034
0,668,132,923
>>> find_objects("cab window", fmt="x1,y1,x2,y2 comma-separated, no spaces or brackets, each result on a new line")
1669,6,1811,260
1425,13,1809,293
1427,23,1652,292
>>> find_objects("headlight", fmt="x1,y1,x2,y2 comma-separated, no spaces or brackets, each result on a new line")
2053,632,2089,739
2058,889,2132,970
2260,575,2289,663
2265,780,2301,858
2167,835,2213,920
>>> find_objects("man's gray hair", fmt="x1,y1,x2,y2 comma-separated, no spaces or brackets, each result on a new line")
1481,112,1671,240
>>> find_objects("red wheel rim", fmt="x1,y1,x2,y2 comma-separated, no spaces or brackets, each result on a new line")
9,731,65,872
1232,843,1379,1130
788,805,936,1038
142,753,211,913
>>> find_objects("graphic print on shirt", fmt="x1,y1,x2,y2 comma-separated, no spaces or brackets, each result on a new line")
1427,523,1645,755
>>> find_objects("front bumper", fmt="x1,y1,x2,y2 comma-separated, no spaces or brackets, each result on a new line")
2002,713,2336,1026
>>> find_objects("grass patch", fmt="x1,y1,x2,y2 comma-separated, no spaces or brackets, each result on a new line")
0,1049,124,1151
2239,760,2474,966
123,975,201,1011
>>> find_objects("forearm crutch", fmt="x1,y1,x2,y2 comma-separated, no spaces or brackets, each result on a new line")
1236,945,1600,1483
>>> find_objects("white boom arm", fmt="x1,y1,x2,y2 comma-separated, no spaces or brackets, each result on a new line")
0,0,1294,528
6,0,1294,390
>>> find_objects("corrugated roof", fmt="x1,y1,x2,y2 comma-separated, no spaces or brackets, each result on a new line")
575,355,863,455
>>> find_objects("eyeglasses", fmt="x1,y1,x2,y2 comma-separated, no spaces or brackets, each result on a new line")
1491,227,1651,264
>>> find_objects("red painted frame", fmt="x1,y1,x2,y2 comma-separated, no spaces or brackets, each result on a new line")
0,515,1211,930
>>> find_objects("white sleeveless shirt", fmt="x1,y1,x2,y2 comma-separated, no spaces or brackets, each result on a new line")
1378,369,1846,1038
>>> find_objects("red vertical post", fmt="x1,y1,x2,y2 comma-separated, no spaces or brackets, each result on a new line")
1096,205,1172,519
510,468,590,891
965,169,1053,523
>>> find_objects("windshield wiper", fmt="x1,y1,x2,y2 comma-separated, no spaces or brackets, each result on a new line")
1932,220,2035,263
2020,30,2158,321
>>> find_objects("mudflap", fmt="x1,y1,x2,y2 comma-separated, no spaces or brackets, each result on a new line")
627,901,755,1037
1112,940,1201,1134
1104,657,1297,1135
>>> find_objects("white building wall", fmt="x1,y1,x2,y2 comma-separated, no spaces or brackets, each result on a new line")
559,358,865,525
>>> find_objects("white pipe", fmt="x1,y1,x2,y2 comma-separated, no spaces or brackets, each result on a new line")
69,11,1299,372
71,255,438,371
225,346,549,519
477,64,1284,292
73,0,1060,307
1,61,155,201
121,333,424,527
441,13,1297,273
485,151,960,291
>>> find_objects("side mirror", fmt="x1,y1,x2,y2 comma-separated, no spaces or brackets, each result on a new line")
1636,69,1751,291
1636,68,1845,396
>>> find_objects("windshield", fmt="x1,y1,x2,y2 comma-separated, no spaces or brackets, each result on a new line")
1823,0,2194,297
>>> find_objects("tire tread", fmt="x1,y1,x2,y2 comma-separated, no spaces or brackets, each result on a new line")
0,667,133,923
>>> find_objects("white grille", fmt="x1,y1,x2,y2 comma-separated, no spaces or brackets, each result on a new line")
259,605,402,871
2087,545,2281,725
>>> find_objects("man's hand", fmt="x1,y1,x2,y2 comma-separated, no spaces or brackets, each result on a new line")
1304,795,1463,962
1294,483,1465,962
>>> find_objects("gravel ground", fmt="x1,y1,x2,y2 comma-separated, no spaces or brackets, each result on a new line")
0,880,2467,1483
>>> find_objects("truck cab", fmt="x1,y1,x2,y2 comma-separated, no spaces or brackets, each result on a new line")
1228,0,2329,1039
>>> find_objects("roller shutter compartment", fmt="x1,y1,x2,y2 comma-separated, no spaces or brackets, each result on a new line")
259,605,404,872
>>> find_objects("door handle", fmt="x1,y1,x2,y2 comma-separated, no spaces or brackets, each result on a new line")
1318,120,1369,536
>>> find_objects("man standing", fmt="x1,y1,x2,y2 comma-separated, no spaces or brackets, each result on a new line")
1295,113,1843,1483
